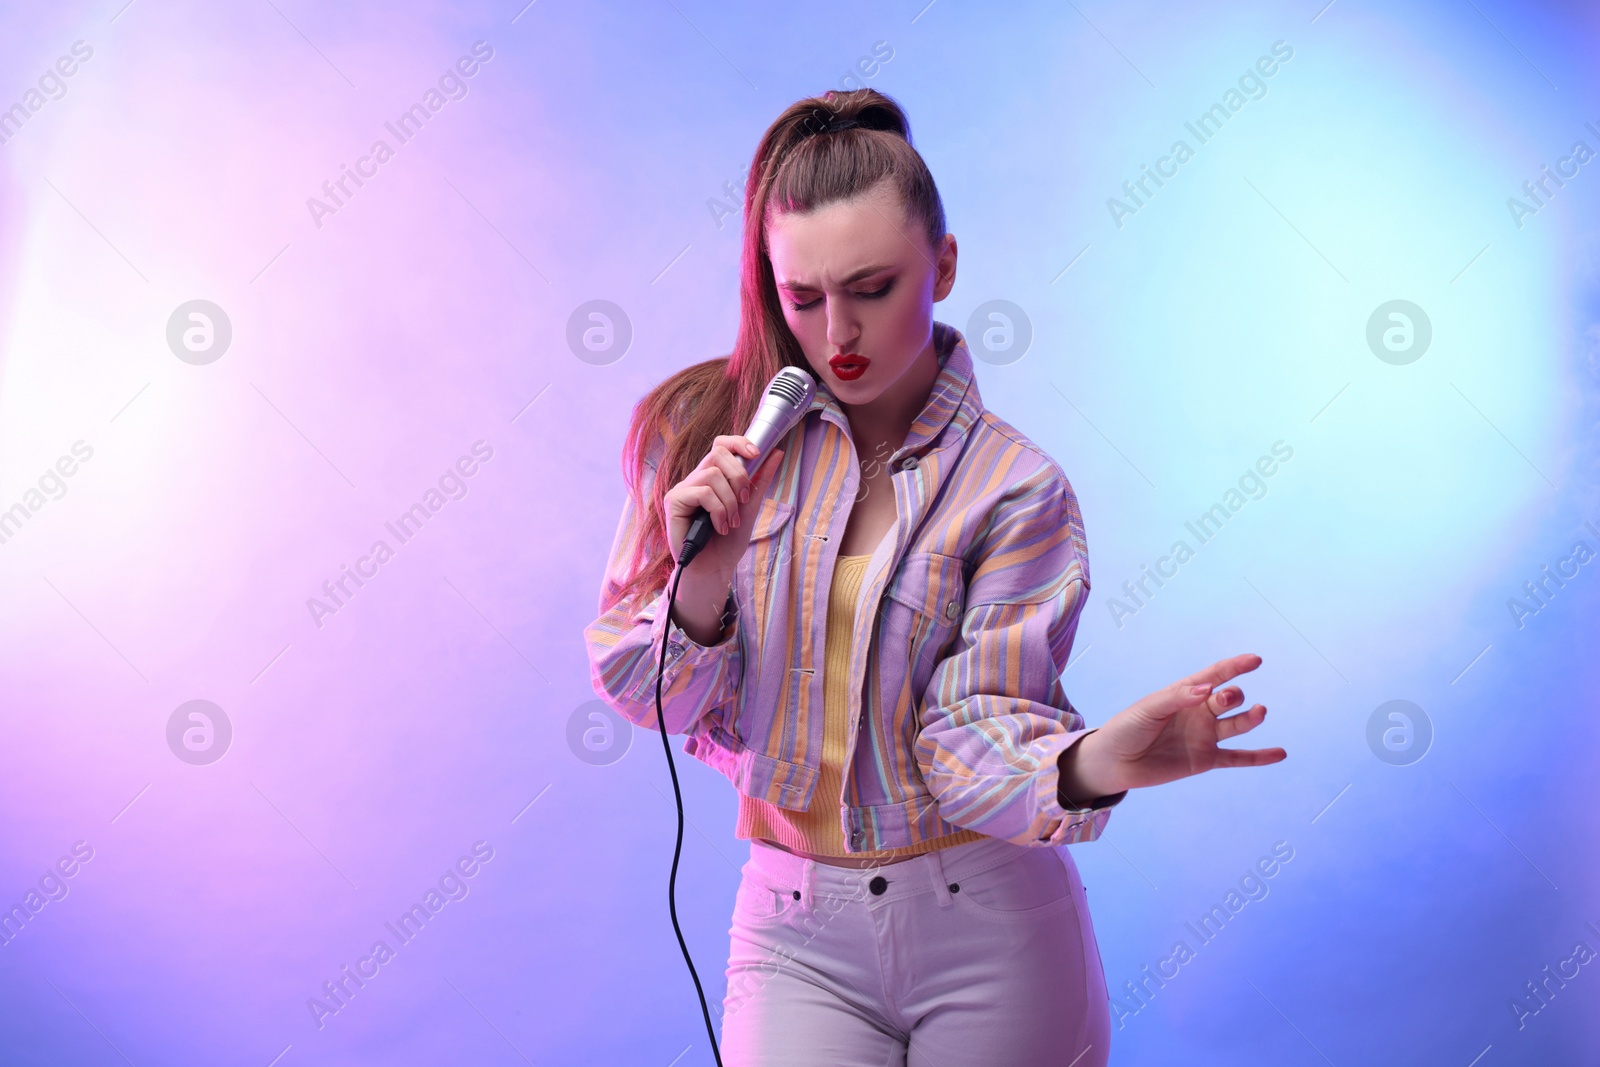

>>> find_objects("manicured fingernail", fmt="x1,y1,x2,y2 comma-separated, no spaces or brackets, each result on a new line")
1191,684,1212,697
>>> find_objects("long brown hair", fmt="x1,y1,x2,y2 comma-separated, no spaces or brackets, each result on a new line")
607,87,949,613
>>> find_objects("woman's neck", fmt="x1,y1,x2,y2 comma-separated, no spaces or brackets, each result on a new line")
839,333,941,455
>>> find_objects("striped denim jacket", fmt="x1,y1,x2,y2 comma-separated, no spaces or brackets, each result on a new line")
584,322,1121,852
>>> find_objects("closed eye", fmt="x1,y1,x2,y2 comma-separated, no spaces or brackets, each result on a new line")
786,281,893,312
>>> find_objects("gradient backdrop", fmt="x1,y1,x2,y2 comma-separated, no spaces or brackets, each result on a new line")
1,1,1597,1064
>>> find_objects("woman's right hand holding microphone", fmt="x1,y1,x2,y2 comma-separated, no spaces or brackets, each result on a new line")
663,434,785,646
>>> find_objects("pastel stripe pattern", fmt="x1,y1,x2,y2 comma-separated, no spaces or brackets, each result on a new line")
584,322,1121,853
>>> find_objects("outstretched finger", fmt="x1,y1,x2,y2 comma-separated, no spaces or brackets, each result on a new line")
1140,677,1221,720
1180,653,1262,692
1215,704,1267,739
1212,745,1286,767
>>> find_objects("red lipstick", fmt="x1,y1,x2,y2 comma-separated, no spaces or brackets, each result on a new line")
828,353,871,381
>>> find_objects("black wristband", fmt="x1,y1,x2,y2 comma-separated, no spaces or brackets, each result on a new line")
1058,787,1128,814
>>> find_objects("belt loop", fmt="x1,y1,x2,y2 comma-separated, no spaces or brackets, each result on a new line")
800,858,817,912
929,848,954,908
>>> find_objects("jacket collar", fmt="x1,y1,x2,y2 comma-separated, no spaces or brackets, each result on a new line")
803,320,983,459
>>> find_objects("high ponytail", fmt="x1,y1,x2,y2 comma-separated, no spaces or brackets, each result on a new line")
607,87,948,613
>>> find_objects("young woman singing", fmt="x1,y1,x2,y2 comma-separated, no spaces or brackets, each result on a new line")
585,88,1284,1067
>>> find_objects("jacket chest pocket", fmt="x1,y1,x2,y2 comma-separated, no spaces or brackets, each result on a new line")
878,551,968,694
735,496,795,648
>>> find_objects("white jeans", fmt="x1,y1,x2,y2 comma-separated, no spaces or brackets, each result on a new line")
720,834,1111,1066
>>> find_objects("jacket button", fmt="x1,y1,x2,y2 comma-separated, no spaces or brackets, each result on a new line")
869,876,888,895
945,600,960,621
898,456,918,471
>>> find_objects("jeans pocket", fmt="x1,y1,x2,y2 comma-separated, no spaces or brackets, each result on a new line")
953,848,1075,920
733,864,798,925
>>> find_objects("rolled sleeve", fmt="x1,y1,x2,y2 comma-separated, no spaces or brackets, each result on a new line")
583,437,744,735
914,467,1119,847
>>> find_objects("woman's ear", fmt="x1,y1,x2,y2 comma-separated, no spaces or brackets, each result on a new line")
932,233,958,301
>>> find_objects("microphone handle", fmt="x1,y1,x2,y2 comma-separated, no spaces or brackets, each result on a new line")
679,510,715,566
676,411,794,567
678,447,765,567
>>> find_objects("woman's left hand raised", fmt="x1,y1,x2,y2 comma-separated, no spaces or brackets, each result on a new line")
1059,653,1286,803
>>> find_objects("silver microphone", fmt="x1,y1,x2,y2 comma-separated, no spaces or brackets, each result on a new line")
677,366,815,566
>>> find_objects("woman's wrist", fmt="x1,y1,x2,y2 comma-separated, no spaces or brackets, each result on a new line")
668,565,736,646
1056,729,1125,808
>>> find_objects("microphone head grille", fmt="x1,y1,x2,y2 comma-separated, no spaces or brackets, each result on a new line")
765,367,816,410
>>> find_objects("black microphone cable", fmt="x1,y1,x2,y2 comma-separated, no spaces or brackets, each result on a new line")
655,543,726,1067
649,366,813,1065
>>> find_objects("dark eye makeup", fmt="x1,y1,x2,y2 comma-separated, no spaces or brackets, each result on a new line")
786,280,894,313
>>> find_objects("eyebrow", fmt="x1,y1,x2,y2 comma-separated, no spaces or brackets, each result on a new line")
777,264,894,290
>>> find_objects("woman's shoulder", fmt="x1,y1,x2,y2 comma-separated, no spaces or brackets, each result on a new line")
952,408,1090,596
966,407,1081,507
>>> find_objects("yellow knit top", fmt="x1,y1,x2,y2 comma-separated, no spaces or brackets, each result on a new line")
736,553,985,859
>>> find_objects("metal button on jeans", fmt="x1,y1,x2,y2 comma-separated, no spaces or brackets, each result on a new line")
869,876,888,895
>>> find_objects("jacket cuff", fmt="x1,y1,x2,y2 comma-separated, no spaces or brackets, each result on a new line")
629,585,741,701
1025,728,1127,844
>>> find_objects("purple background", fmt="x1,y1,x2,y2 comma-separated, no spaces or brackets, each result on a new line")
1,1,1597,1063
